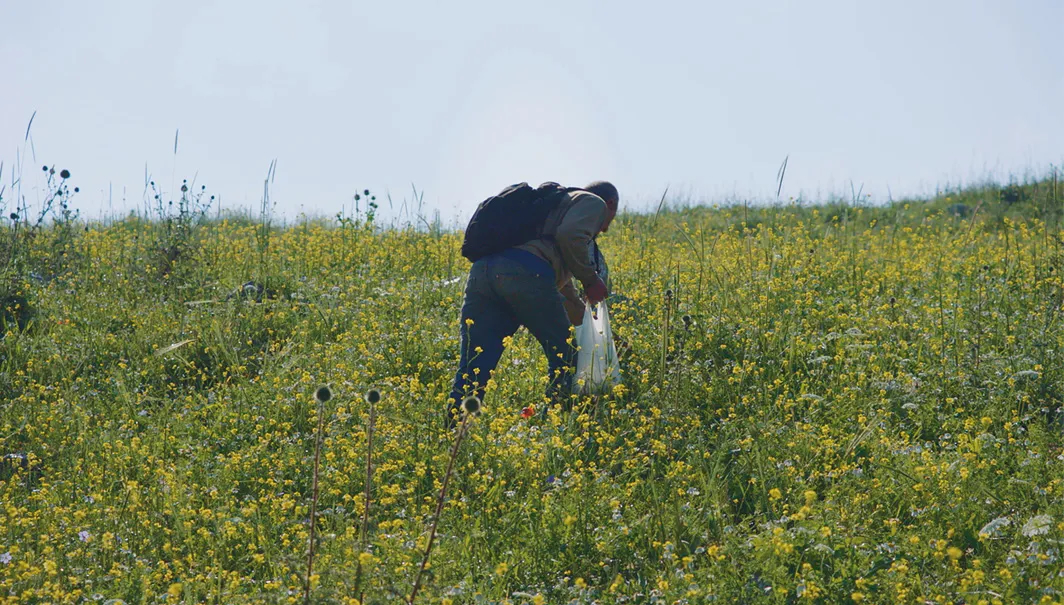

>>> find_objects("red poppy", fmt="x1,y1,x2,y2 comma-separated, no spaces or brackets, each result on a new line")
520,406,535,419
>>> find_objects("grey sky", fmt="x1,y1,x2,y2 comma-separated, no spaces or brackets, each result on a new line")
2,1,1062,222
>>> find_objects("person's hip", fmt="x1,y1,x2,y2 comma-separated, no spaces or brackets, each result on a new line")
472,249,553,282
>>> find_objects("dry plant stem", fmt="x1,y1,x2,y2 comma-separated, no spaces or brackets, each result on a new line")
304,400,327,605
408,415,470,604
362,404,376,549
355,403,376,602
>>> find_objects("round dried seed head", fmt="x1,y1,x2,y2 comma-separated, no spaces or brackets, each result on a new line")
365,389,381,405
314,386,332,403
461,396,481,415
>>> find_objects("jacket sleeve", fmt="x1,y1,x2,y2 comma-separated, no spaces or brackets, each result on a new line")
554,192,608,288
559,279,586,325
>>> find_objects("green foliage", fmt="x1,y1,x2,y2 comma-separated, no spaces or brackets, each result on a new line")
2,174,1064,604
0,165,82,332
145,178,214,279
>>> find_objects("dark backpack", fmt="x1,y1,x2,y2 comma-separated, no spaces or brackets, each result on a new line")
460,181,576,262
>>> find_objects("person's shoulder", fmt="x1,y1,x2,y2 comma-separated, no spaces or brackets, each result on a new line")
566,189,607,208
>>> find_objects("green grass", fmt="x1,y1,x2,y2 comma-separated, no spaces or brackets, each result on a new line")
2,173,1064,604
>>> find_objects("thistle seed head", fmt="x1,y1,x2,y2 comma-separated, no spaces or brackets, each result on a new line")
461,396,481,416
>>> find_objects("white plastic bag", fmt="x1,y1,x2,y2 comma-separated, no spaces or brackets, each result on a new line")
574,303,622,395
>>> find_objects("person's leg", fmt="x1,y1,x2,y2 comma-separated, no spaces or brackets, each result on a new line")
492,262,577,411
448,259,519,425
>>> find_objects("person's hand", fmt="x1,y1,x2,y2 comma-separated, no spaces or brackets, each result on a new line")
584,278,608,305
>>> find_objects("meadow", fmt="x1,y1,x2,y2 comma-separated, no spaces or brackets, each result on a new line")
3,173,1064,604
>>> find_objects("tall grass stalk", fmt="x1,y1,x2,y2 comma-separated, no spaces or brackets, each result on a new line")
660,288,672,381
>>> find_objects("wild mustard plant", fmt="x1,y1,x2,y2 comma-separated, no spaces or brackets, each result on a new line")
1,175,1064,603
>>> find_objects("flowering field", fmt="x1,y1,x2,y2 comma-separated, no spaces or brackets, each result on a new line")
3,179,1064,604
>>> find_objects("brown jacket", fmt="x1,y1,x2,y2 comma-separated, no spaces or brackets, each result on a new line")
515,190,610,325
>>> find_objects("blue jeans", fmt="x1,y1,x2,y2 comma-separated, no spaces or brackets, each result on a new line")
448,250,575,423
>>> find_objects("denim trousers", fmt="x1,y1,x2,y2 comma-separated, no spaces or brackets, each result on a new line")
448,251,575,422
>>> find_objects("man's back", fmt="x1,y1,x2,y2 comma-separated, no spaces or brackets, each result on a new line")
515,189,610,292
